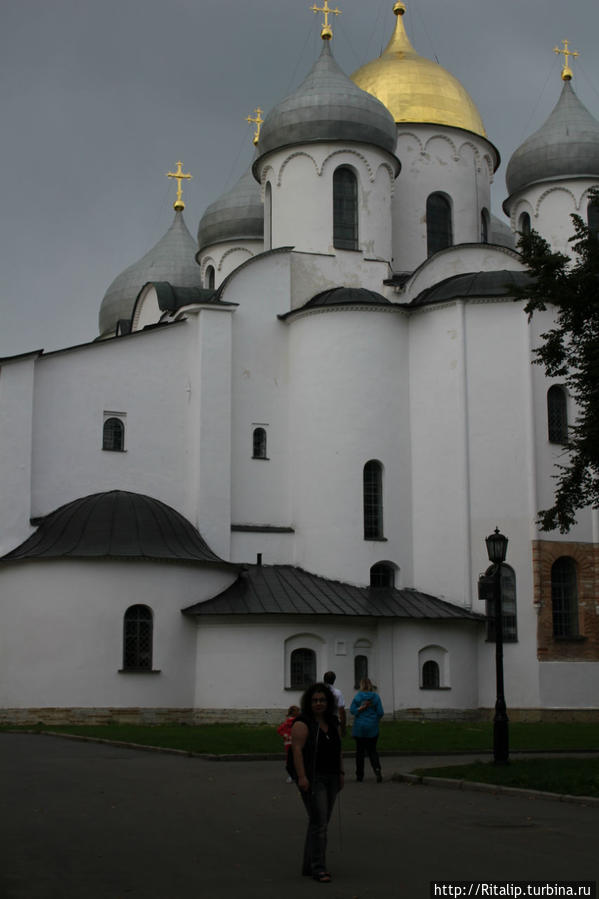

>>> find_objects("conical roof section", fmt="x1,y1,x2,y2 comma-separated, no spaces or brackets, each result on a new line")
256,40,397,161
351,3,486,137
506,79,599,197
197,167,263,252
99,211,200,338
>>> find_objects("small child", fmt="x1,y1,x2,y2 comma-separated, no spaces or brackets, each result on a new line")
277,705,300,782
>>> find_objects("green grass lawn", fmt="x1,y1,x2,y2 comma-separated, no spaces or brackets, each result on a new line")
411,756,599,797
3,720,599,756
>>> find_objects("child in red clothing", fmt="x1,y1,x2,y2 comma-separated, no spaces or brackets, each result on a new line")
277,705,300,782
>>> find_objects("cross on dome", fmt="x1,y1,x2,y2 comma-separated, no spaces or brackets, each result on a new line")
553,39,579,81
310,1,341,41
246,107,264,145
166,161,192,211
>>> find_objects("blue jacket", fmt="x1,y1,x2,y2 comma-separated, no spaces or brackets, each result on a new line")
350,691,384,738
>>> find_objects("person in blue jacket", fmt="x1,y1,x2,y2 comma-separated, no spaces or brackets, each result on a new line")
350,677,384,783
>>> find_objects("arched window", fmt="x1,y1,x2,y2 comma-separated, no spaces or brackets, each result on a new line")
480,208,490,244
123,605,153,670
205,265,215,290
370,562,395,588
485,564,518,643
290,648,316,689
103,417,124,452
333,167,358,250
422,660,440,689
519,212,531,236
354,654,368,689
363,460,383,540
587,200,599,237
547,385,568,444
551,557,579,638
252,427,267,459
426,192,452,256
265,182,273,250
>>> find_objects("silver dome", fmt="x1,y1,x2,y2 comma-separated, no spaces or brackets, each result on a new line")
197,168,263,252
506,80,599,198
99,211,200,338
255,40,397,163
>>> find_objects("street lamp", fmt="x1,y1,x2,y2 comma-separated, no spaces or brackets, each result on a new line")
485,527,509,764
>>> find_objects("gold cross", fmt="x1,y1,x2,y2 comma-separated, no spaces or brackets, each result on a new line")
310,0,341,40
166,161,192,211
553,39,580,81
246,107,264,146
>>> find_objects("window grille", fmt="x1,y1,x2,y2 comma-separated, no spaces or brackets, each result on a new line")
103,417,124,452
290,648,316,689
422,660,440,689
333,167,358,250
123,605,153,670
588,201,599,237
354,654,368,689
519,212,531,236
370,562,394,588
551,557,579,638
252,427,267,459
547,385,568,443
486,564,518,642
426,193,452,256
363,461,383,539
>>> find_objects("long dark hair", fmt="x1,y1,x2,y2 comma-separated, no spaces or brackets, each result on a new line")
300,682,337,724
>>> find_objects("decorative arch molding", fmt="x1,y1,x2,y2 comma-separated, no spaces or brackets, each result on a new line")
320,147,375,182
201,255,217,279
509,197,535,231
579,184,599,211
534,185,577,218
456,139,481,166
423,132,458,159
217,245,254,272
259,166,276,199
418,644,450,689
481,153,495,178
276,150,319,186
375,161,397,196
396,131,424,154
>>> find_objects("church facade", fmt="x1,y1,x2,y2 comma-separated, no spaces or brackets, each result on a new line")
1,4,598,724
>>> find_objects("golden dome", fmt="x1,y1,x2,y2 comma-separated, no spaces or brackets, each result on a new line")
351,3,486,137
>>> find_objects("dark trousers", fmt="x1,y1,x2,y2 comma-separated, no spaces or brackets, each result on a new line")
354,736,381,780
299,774,339,876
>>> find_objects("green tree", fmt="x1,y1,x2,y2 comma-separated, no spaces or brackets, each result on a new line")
515,187,599,533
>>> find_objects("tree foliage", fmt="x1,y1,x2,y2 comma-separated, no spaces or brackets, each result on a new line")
515,188,599,533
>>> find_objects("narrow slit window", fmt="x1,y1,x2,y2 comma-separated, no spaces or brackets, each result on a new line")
547,385,568,444
426,193,452,256
363,460,383,540
551,557,579,638
333,167,358,250
486,564,518,643
252,427,267,459
103,417,125,452
123,605,153,670
519,212,531,236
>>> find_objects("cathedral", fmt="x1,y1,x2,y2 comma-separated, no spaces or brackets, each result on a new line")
1,3,598,725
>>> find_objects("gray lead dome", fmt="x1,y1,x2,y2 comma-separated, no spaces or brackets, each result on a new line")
197,168,263,252
99,211,200,338
256,40,397,162
506,80,599,197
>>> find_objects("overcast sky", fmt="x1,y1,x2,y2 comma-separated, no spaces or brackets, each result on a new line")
1,0,598,357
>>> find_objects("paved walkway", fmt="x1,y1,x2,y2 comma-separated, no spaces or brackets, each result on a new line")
1,734,597,899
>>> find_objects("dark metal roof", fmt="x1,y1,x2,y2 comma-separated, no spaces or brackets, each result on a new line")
197,168,263,252
409,269,533,308
182,564,484,620
147,282,221,312
279,286,395,320
2,490,231,566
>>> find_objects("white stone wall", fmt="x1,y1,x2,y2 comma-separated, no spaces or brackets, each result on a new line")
0,354,37,554
256,142,398,261
392,125,497,272
0,560,235,709
286,306,412,585
199,239,263,288
505,180,599,256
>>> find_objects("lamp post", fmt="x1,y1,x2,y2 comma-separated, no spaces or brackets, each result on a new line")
485,527,509,764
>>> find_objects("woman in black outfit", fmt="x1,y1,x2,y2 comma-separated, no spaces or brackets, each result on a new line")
290,682,344,883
